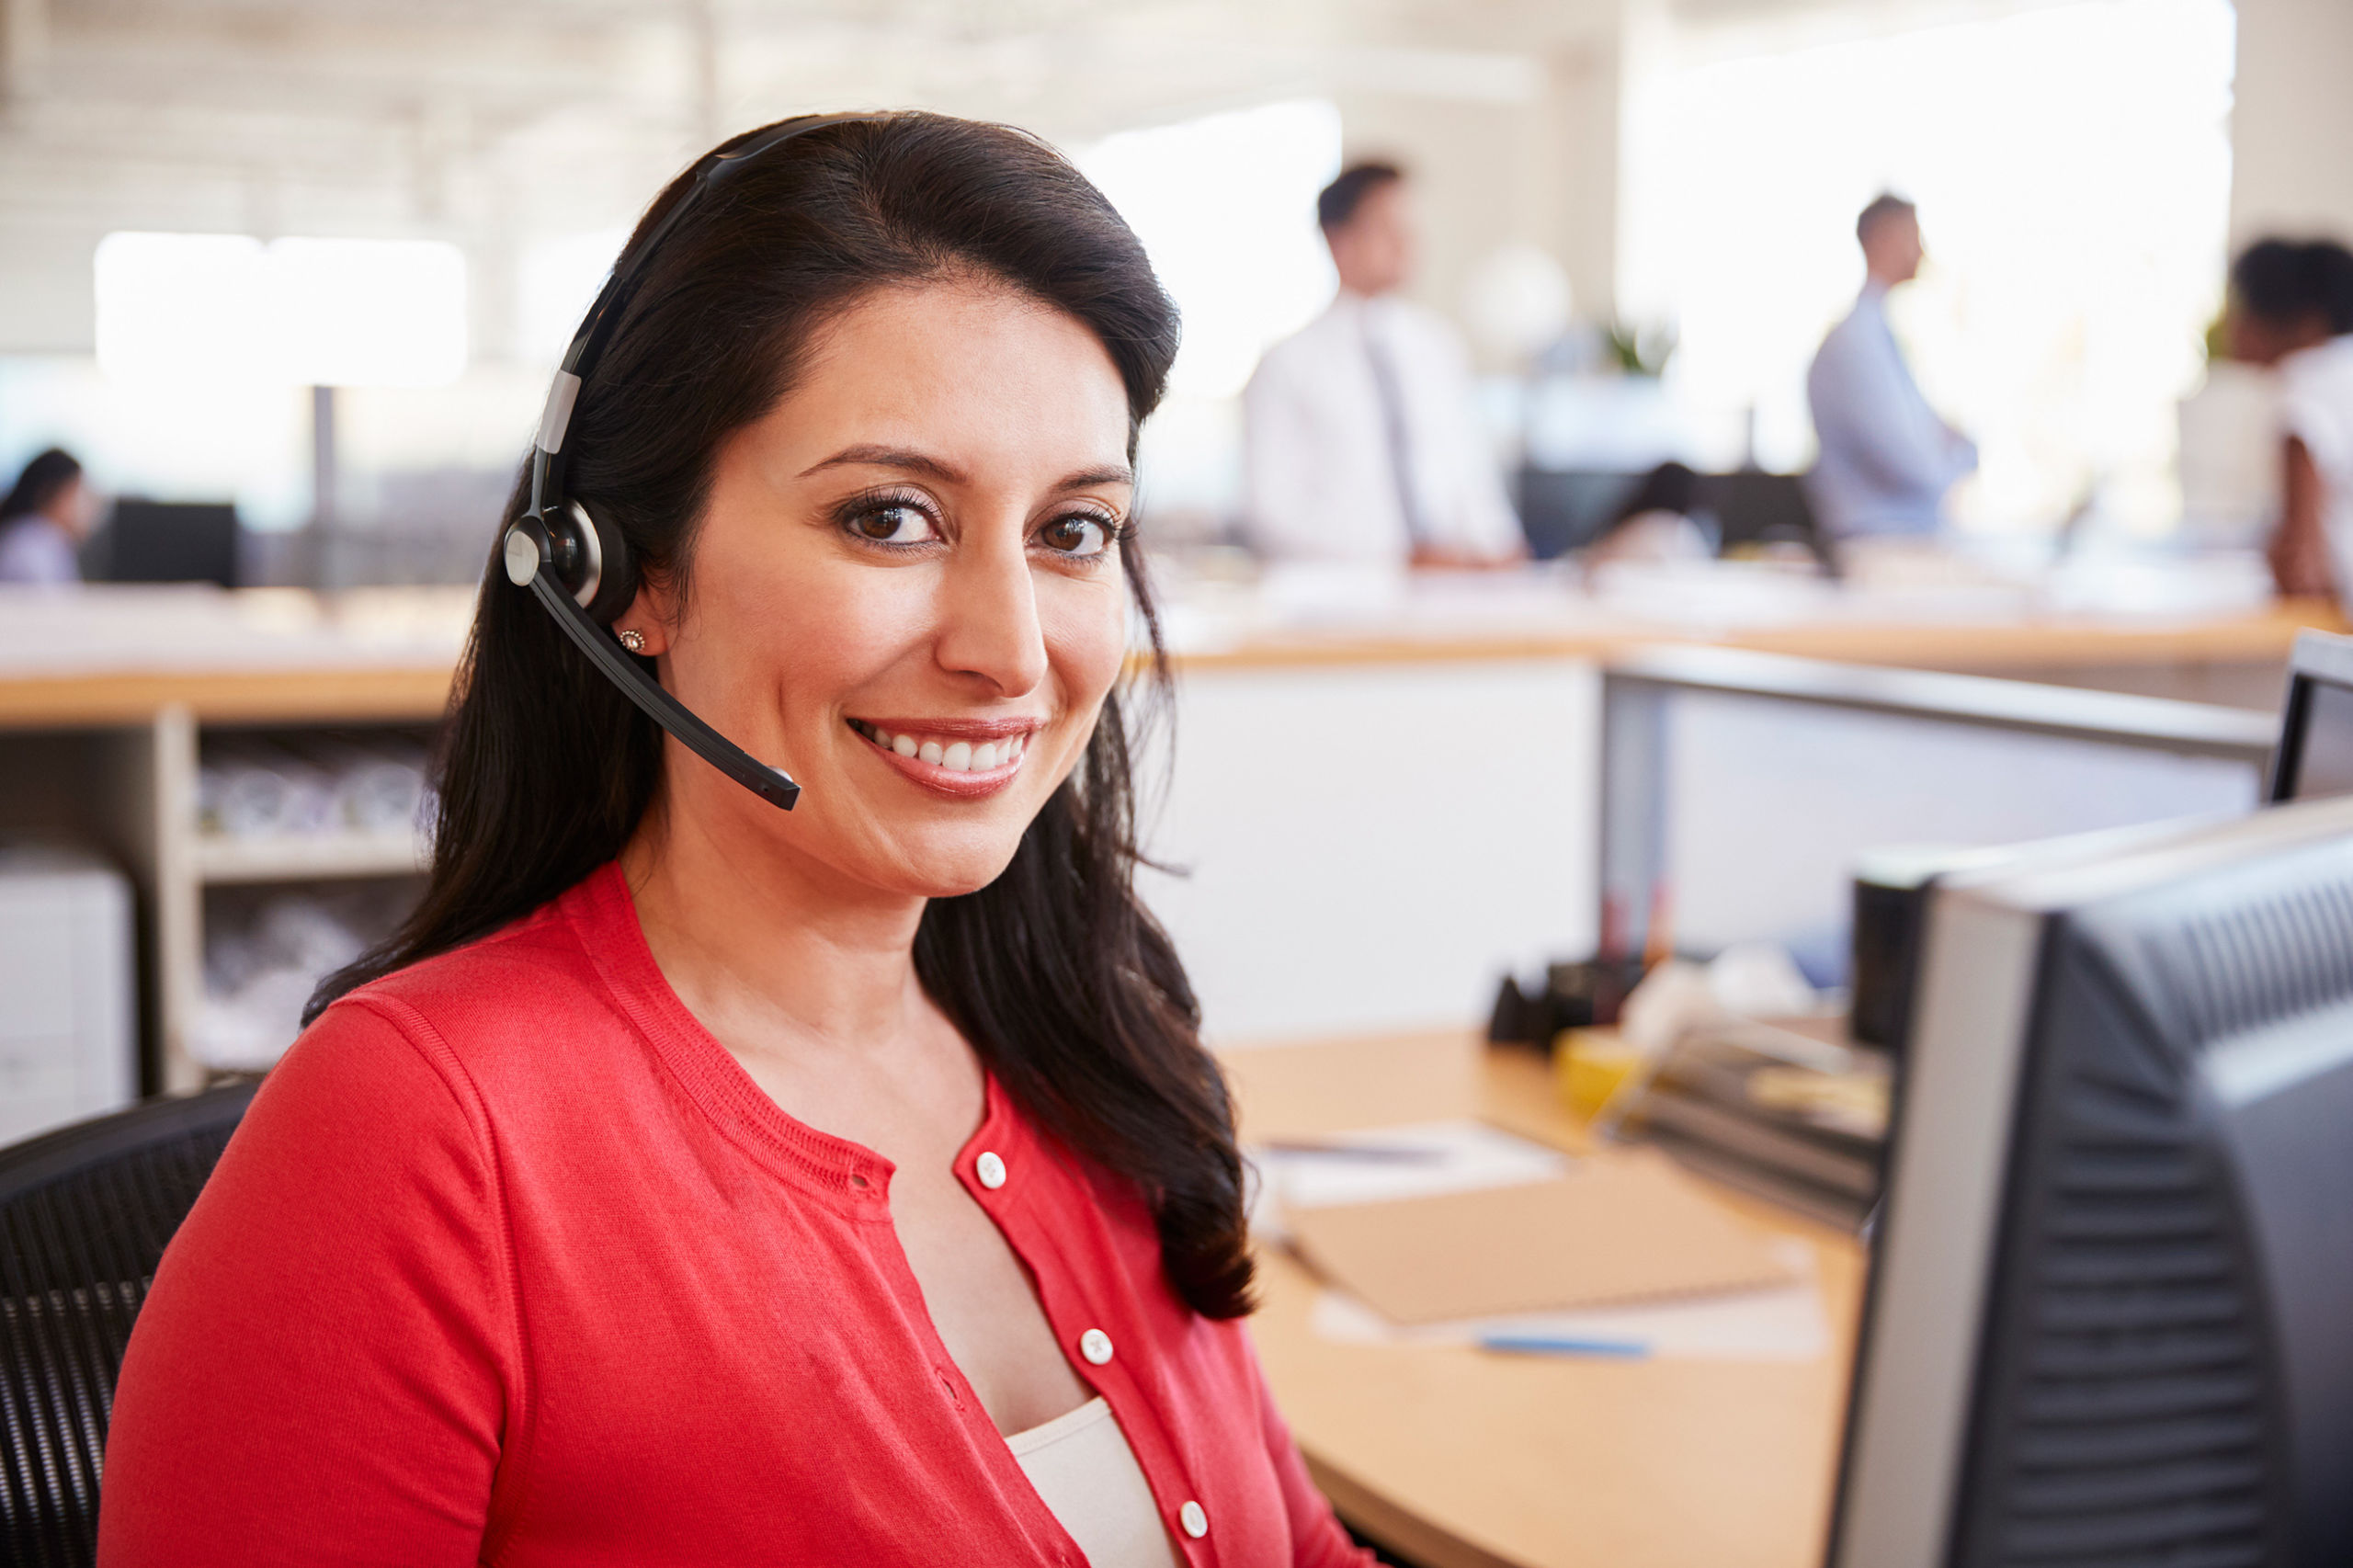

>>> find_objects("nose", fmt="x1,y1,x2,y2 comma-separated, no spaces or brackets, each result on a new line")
932,528,1049,698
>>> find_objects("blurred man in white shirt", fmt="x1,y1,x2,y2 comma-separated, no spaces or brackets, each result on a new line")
1243,163,1524,567
1805,195,1976,538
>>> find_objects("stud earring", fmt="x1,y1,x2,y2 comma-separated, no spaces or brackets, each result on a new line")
617,629,647,653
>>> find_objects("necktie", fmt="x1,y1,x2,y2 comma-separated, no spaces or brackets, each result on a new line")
1363,310,1432,549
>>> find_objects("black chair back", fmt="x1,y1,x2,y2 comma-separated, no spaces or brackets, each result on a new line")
0,1085,256,1568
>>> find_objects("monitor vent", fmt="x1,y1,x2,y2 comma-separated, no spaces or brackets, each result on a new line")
1979,1060,2270,1567
2146,878,2353,1049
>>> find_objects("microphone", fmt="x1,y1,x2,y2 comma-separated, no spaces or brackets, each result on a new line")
502,520,801,811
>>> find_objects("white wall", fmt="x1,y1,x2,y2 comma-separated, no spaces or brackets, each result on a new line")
1141,658,1601,1043
1333,28,1626,347
2229,0,2353,245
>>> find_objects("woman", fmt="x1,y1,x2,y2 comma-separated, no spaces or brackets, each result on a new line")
2228,237,2353,602
101,113,1370,1568
0,447,95,585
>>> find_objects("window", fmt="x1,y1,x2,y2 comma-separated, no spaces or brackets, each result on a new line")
95,233,468,389
1075,101,1343,528
1620,0,2236,531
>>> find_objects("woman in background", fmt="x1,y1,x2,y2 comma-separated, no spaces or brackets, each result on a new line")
2227,238,2353,601
100,113,1370,1567
0,448,96,585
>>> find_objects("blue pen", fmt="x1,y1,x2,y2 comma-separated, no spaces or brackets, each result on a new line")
1477,1333,1651,1360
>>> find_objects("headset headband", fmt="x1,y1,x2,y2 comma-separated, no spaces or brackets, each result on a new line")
529,113,878,521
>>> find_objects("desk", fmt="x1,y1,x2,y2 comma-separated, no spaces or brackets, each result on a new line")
1222,1033,1865,1568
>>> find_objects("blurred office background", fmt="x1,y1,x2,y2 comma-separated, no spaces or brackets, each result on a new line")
2,0,2340,567
2,0,2350,1131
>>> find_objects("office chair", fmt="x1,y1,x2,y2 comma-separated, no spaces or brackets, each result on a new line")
0,1084,256,1568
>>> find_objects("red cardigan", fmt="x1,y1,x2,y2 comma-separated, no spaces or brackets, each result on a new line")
99,863,1370,1567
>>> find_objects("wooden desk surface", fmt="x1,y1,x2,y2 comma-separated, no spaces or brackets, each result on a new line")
1221,1033,1864,1568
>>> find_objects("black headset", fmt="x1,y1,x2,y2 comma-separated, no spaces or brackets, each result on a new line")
499,113,879,812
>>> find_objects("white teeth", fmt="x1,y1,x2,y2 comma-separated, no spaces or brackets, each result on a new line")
861,725,1031,770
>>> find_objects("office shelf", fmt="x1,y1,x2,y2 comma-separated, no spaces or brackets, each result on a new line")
192,830,427,884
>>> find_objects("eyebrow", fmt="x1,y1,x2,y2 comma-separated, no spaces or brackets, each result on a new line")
799,444,1133,494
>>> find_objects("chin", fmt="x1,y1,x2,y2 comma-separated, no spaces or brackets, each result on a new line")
875,827,1029,901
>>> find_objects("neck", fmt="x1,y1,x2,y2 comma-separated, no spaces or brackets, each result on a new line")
620,776,931,1062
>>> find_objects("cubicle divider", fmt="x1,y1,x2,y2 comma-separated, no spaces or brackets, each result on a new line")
1597,646,2281,983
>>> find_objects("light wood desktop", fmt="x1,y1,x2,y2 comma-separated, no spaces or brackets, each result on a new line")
1221,1032,1866,1568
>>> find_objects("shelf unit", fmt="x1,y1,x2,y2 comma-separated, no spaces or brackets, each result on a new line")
0,674,450,1096
191,828,429,884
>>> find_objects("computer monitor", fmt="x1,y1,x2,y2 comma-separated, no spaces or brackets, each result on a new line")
1829,794,2353,1567
1695,470,1835,573
92,499,240,588
2267,629,2353,802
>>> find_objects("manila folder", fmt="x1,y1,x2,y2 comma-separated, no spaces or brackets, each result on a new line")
1286,1146,1799,1326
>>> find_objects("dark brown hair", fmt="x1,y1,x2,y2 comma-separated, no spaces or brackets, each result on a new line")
2233,237,2353,337
1318,161,1403,233
311,113,1253,1319
1,448,81,522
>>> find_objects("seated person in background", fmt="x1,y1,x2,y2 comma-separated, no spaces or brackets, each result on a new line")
1243,162,1524,569
2225,236,2353,601
1804,195,1977,538
0,448,95,585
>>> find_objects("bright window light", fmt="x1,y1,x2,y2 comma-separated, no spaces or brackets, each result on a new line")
94,233,270,384
1077,101,1342,401
1620,0,2235,532
271,237,467,387
94,233,468,388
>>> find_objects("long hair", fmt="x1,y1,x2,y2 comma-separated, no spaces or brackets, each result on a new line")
309,113,1252,1319
2,448,80,521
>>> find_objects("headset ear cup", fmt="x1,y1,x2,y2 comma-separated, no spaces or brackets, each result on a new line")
574,502,638,624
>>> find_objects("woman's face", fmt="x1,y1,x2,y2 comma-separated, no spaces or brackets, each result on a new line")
631,278,1136,900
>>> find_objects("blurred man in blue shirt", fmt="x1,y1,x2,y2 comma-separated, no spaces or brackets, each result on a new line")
1805,196,1976,537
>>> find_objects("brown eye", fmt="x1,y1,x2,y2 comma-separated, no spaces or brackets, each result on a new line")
1040,515,1111,557
850,503,938,545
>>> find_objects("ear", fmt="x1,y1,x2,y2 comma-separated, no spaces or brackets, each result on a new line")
615,579,677,656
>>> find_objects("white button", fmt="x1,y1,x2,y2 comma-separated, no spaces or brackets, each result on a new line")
975,1151,1006,1189
1179,1501,1208,1539
1079,1328,1114,1365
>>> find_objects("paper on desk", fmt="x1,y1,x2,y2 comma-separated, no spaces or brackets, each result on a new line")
1245,1119,1570,1244
1311,1238,1829,1362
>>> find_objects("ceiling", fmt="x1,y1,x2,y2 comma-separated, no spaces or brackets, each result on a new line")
3,0,1618,232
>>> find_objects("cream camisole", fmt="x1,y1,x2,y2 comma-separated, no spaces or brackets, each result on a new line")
1006,1397,1186,1568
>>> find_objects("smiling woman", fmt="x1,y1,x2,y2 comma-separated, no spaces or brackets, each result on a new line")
97,114,1371,1568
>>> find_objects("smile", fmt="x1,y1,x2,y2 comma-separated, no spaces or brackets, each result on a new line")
847,718,1035,795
